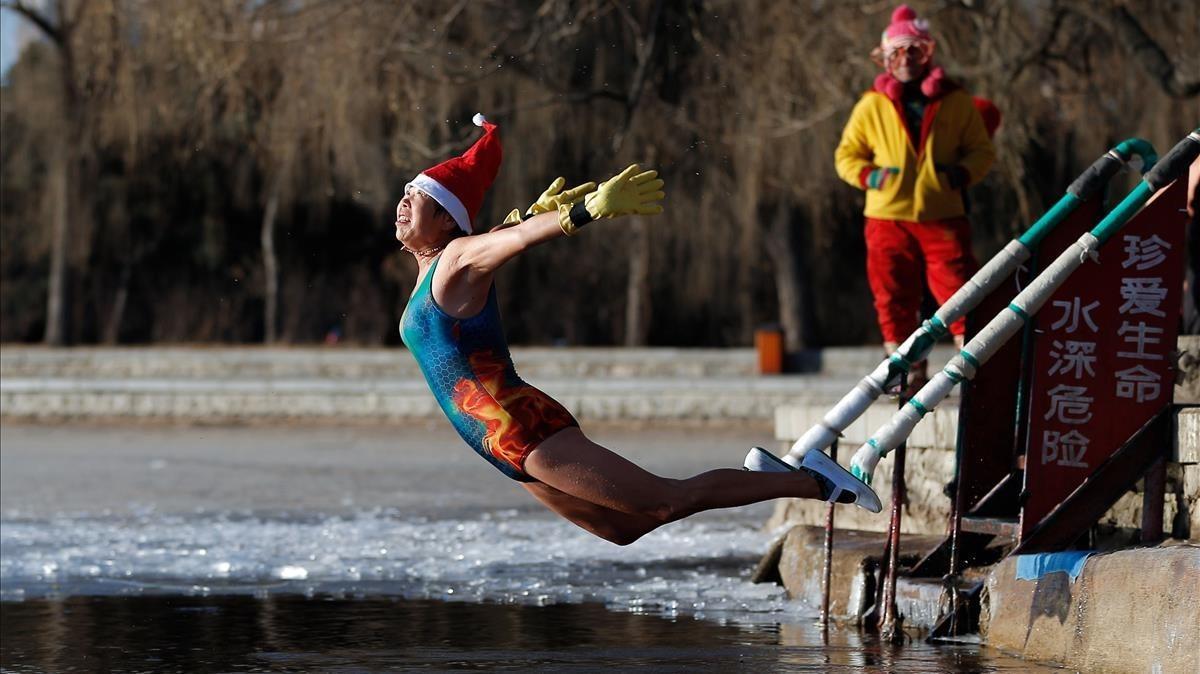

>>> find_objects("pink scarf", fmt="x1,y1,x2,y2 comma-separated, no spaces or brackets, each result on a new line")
873,66,956,102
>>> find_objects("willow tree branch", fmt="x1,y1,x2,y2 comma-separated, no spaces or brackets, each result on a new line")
1068,2,1199,98
1110,4,1199,98
2,0,64,44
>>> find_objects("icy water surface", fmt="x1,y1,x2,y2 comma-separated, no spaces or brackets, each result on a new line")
1,509,786,617
1,424,1059,672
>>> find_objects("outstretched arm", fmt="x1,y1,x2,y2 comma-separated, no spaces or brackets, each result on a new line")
500,177,596,226
447,164,664,283
448,209,569,280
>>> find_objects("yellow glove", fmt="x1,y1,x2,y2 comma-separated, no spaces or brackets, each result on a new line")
557,164,665,236
503,177,598,225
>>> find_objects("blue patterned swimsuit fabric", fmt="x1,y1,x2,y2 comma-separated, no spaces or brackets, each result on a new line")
400,257,577,481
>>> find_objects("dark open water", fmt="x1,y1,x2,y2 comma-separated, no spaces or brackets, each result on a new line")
1,595,1053,673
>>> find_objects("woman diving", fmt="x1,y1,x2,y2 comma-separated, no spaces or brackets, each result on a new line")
398,114,880,545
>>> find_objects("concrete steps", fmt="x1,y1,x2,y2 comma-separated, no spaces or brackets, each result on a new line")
0,346,878,423
0,345,960,380
0,346,761,379
0,373,863,423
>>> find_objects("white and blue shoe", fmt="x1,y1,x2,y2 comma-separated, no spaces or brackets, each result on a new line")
744,446,882,513
743,445,800,472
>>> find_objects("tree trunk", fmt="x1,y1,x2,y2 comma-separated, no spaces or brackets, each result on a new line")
43,150,70,346
734,133,764,344
102,262,132,344
623,219,651,346
736,192,760,342
261,176,281,344
612,2,663,347
39,7,82,346
621,133,658,346
766,201,808,352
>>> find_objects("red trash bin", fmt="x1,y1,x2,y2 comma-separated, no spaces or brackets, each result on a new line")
755,326,784,375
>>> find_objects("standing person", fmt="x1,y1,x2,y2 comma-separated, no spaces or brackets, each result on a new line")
1183,157,1200,334
835,4,996,391
397,115,881,545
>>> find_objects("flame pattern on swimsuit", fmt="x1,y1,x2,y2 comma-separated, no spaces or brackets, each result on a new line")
401,257,577,481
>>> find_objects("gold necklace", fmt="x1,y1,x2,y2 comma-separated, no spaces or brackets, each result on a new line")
402,242,447,258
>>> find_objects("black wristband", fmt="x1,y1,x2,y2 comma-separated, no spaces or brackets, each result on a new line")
569,201,594,228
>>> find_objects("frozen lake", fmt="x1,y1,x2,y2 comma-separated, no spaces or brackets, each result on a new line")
0,422,1051,672
1,423,784,612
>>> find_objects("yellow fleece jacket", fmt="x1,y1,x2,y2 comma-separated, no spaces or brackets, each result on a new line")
835,89,994,222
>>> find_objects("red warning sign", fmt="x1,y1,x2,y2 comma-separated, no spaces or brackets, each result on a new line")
1022,179,1187,538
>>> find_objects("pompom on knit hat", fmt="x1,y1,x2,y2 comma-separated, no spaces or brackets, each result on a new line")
880,4,933,51
405,113,501,234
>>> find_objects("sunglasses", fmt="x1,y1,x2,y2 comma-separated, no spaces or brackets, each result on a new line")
871,42,933,68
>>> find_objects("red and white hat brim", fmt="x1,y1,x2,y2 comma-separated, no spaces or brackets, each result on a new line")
405,173,473,234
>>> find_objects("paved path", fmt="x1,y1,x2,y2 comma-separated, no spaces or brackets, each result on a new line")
0,422,777,520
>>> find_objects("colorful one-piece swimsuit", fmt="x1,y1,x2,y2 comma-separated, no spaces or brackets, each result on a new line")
400,256,578,481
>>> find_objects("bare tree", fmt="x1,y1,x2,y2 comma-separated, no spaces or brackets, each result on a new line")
1,0,1196,346
3,0,92,344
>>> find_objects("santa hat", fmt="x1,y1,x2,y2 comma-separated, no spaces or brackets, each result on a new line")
405,113,501,234
880,5,933,52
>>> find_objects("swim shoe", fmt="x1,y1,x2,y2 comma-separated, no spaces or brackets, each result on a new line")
744,446,882,513
743,445,800,472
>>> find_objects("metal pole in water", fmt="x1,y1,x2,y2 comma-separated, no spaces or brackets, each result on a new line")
946,402,968,635
879,378,907,641
820,438,838,627
944,336,984,636
871,524,891,632
881,441,907,642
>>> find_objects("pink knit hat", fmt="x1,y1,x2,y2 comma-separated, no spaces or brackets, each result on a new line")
880,5,933,52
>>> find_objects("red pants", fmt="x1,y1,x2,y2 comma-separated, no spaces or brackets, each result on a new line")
865,217,977,343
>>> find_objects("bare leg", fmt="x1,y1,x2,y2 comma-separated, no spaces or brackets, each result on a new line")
521,481,662,546
522,427,822,544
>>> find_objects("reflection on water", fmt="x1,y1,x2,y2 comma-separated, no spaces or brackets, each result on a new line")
2,595,1055,673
